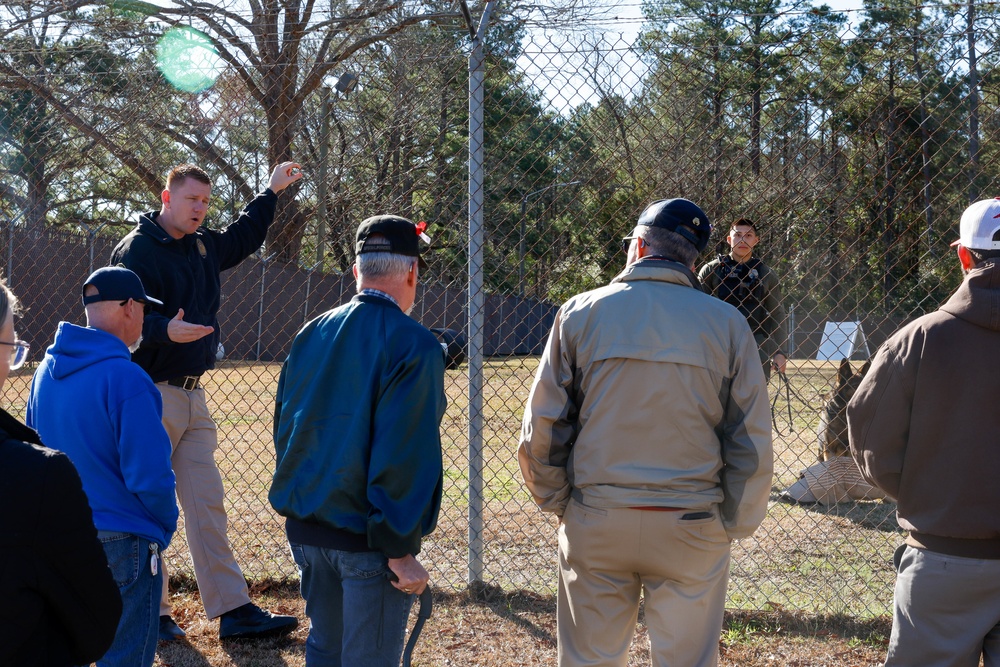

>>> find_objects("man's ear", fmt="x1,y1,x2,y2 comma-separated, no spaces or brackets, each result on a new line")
161,189,170,207
957,244,974,272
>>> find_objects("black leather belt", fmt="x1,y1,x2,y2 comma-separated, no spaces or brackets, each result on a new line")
166,375,201,391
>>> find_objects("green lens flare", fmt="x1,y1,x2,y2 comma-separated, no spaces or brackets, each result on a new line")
156,26,223,93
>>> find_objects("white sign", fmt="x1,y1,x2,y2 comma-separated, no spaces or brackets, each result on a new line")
816,321,869,360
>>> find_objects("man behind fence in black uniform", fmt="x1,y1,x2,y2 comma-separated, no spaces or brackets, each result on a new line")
698,218,787,380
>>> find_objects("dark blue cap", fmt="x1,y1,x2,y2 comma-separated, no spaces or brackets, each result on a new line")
82,266,163,307
637,199,712,253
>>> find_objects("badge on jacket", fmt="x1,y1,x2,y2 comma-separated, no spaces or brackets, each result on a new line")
196,239,207,258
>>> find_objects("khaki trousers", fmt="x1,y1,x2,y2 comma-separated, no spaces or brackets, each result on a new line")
158,383,250,619
557,498,731,667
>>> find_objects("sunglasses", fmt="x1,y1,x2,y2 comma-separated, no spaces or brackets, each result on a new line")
120,299,153,315
621,236,644,254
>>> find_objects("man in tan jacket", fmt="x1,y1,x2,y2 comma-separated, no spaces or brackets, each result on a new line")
519,198,773,667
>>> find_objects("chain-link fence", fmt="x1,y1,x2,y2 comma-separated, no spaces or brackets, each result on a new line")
3,0,999,619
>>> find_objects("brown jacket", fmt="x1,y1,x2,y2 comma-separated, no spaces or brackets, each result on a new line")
848,260,1000,558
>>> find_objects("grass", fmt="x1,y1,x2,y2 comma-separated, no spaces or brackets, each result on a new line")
149,581,891,666
4,358,901,666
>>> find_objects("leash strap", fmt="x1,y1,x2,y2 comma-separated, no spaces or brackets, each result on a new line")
402,586,433,667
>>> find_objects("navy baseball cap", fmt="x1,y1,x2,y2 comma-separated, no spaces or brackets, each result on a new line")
637,198,712,253
82,266,163,307
355,215,430,268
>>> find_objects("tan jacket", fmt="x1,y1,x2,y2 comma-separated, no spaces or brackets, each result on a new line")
519,259,774,540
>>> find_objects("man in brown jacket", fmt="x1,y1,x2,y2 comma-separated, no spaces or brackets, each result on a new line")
848,197,1000,667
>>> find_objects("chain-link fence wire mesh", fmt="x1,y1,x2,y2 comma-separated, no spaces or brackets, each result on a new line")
2,0,999,619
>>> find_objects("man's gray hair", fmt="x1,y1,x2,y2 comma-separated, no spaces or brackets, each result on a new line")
356,251,416,281
638,225,701,267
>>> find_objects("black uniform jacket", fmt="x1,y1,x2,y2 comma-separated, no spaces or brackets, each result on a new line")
111,189,277,382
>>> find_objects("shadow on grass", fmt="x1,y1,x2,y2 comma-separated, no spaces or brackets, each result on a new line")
455,581,557,646
166,572,299,596
219,634,298,667
158,576,302,667
725,608,891,645
157,640,216,667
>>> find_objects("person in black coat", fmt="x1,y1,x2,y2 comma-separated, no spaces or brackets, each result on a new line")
0,278,122,666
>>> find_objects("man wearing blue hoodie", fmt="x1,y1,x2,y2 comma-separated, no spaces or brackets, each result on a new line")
27,266,178,667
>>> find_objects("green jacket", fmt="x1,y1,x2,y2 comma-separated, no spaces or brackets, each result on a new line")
270,294,446,558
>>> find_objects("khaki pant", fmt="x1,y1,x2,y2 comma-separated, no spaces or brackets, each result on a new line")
557,499,731,667
887,546,1000,667
158,383,250,619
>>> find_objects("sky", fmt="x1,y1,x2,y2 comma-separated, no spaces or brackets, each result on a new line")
519,0,870,112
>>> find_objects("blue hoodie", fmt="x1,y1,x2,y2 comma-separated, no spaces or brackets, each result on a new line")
27,322,177,549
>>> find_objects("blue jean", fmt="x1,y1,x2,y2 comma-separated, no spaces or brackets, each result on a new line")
290,543,413,667
97,533,161,667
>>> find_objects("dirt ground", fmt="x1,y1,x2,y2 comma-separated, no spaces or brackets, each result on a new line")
155,582,891,667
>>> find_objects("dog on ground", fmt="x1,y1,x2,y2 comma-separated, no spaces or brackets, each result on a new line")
780,358,885,505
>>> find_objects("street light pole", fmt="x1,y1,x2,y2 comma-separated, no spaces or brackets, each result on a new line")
518,180,582,297
315,73,358,268
316,86,331,267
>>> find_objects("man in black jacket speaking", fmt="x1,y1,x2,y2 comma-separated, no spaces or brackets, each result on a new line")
111,161,302,641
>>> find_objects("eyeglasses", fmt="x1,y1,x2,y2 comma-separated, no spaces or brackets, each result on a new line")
120,299,152,315
621,236,642,254
0,340,30,370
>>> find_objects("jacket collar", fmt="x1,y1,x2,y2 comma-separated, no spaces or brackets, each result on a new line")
0,407,42,446
138,212,186,245
352,293,402,311
612,257,703,292
940,260,1000,332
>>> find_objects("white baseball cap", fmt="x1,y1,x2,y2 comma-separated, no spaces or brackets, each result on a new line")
951,198,1000,249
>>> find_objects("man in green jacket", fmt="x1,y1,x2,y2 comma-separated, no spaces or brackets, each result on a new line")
270,215,445,667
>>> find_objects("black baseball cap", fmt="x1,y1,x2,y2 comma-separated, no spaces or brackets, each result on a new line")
355,215,430,268
82,266,163,307
636,198,712,253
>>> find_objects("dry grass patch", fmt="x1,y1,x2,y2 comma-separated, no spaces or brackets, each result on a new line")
153,582,889,666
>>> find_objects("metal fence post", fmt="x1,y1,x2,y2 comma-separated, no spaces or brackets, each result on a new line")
464,0,495,586
788,303,796,358
256,253,275,361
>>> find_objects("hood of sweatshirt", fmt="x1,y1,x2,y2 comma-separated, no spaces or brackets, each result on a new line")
42,322,132,380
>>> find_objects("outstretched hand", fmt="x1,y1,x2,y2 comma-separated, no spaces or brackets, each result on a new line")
269,161,304,194
167,308,215,343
